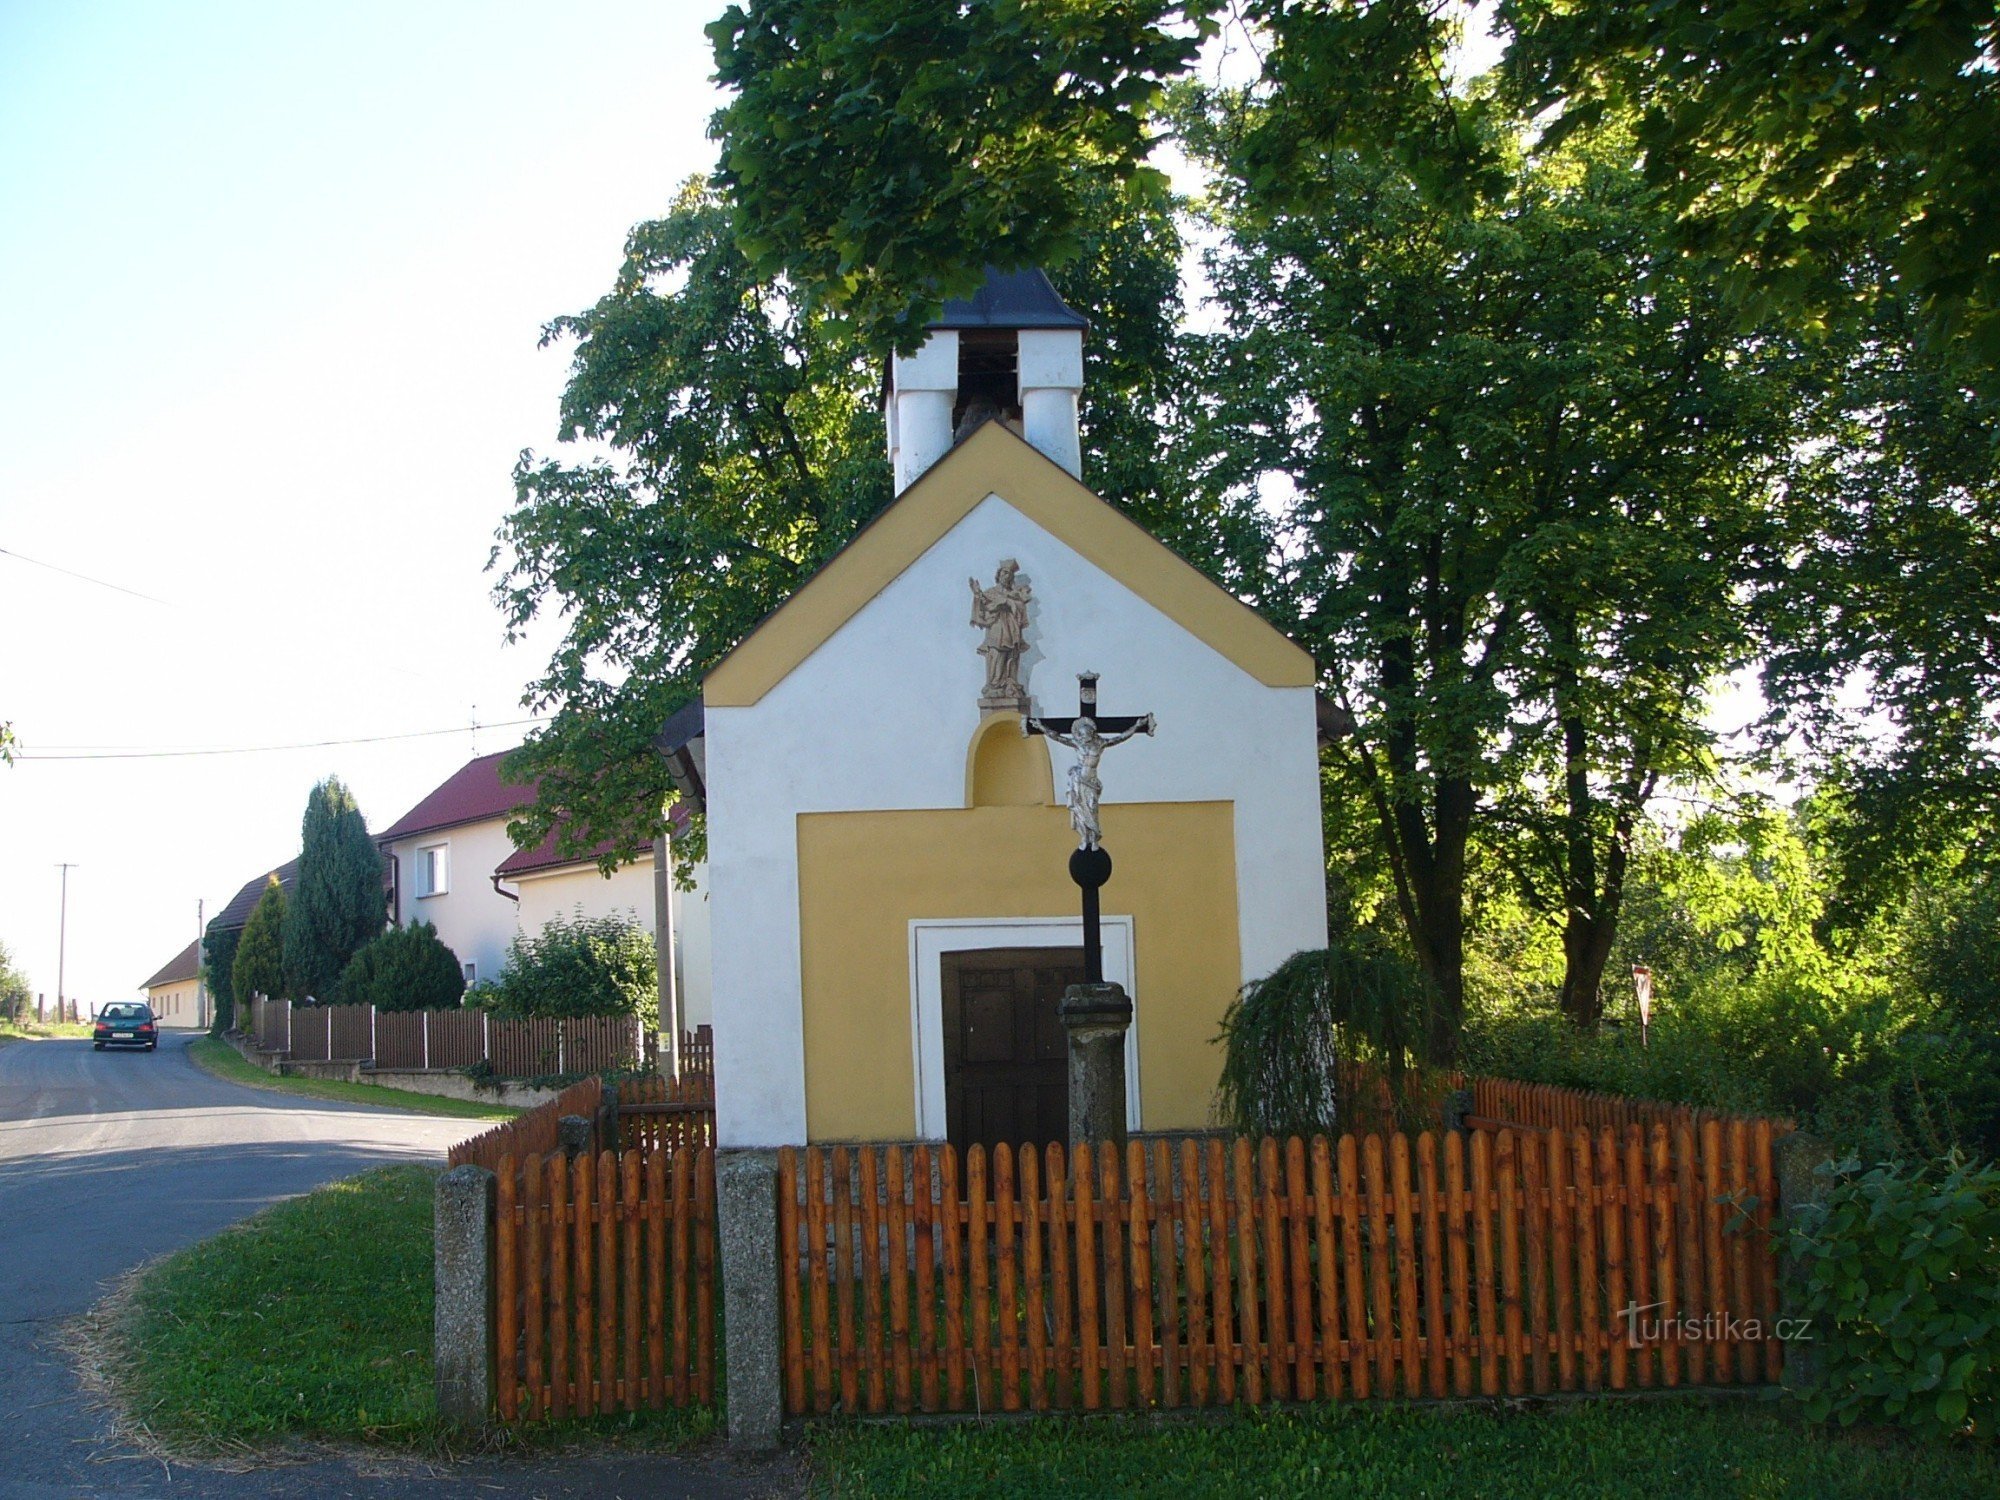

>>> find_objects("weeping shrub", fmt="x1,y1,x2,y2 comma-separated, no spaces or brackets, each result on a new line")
1215,937,1436,1138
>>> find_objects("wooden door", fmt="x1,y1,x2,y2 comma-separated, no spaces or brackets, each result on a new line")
940,947,1082,1154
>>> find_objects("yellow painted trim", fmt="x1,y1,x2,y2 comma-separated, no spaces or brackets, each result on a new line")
795,801,1240,1140
705,423,1315,706
964,712,1054,807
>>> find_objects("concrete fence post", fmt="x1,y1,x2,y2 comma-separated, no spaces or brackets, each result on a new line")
717,1149,782,1450
1773,1130,1835,1394
369,1003,378,1063
422,1010,431,1070
434,1164,496,1429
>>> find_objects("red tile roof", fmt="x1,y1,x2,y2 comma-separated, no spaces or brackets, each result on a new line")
492,803,690,880
140,937,202,991
377,751,534,843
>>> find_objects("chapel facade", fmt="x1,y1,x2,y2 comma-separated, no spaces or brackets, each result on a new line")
695,271,1328,1149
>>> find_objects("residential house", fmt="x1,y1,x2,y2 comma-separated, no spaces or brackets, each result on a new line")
139,938,206,1029
378,750,707,1027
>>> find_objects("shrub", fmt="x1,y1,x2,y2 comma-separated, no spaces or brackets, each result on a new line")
232,876,288,1004
281,777,385,1002
332,921,465,1011
1216,938,1435,1138
1784,1153,2000,1439
202,920,240,1035
492,911,656,1028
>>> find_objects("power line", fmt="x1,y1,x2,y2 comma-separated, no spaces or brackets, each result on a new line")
0,544,181,608
15,717,547,762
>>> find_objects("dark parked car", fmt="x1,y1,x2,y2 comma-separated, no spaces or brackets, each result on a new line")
93,1002,158,1051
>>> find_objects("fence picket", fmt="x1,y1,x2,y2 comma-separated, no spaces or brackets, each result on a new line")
1073,1142,1101,1410
807,1146,832,1414
1310,1137,1341,1401
941,1146,967,1410
779,1148,805,1416
993,1145,1021,1413
967,1147,993,1411
1232,1137,1262,1406
833,1146,858,1412
887,1146,913,1413
860,1147,887,1413
1100,1145,1129,1410
1206,1137,1237,1405
1044,1143,1073,1410
1548,1129,1575,1391
1126,1141,1157,1408
1390,1133,1421,1397
496,1157,519,1421
1257,1137,1288,1401
1417,1132,1447,1398
1285,1136,1315,1400
914,1144,941,1412
1337,1134,1369,1400
1021,1145,1047,1411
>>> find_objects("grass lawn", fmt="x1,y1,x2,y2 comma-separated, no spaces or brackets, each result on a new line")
808,1402,1999,1499
107,1164,717,1458
0,1016,93,1041
188,1034,520,1122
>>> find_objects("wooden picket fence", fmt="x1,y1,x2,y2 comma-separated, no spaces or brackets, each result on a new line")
449,1077,607,1173
777,1120,1785,1416
491,1145,717,1421
1469,1077,1788,1139
613,1072,717,1154
241,994,648,1078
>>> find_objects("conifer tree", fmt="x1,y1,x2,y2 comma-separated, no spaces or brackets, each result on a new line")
281,777,385,1002
232,876,288,1004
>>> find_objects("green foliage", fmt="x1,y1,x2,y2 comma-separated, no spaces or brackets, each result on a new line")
491,911,657,1029
0,938,30,1021
1503,0,2000,399
201,919,240,1035
1187,103,1813,1047
707,0,1205,350
231,877,288,1004
332,921,465,1012
491,179,1201,867
1784,1154,2000,1440
187,1036,515,1121
281,777,385,1002
1216,940,1435,1139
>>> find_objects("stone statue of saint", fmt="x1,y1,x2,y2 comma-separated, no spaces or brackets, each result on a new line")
1027,713,1156,851
969,560,1032,711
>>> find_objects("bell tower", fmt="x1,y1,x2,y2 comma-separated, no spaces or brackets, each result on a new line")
885,267,1088,493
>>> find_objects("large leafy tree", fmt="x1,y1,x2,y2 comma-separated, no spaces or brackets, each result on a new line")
281,777,384,1002
1759,308,2000,914
1502,0,2000,398
1189,109,1812,1047
707,0,1207,349
491,180,1201,862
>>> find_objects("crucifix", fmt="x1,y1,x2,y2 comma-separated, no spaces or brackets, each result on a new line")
1024,671,1156,984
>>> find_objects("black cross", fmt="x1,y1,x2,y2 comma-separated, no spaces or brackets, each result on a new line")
1023,671,1155,985
1020,670,1151,741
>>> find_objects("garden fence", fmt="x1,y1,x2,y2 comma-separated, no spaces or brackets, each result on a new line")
488,1144,718,1422
241,995,662,1080
776,1119,1786,1417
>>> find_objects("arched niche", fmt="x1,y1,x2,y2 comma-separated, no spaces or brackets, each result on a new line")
965,712,1053,807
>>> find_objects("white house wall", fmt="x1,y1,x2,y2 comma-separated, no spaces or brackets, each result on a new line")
707,492,1328,1147
386,818,521,986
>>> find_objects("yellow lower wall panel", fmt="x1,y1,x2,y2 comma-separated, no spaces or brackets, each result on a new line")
796,801,1240,1140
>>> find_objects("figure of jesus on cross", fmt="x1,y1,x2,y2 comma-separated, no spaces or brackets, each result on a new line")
1024,671,1155,985
1025,676,1155,851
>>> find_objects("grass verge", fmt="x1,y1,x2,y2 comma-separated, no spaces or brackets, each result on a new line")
188,1035,519,1122
99,1164,718,1459
808,1400,1998,1499
0,1017,93,1041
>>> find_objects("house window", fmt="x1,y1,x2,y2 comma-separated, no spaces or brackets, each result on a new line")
415,843,449,898
463,962,477,984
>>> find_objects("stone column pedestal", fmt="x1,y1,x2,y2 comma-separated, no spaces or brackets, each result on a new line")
1059,981,1133,1150
716,1149,783,1450
433,1164,496,1430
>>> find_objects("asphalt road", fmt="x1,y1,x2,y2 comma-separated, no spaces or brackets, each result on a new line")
0,1032,795,1499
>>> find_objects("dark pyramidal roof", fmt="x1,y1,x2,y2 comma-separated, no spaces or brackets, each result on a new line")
931,267,1087,331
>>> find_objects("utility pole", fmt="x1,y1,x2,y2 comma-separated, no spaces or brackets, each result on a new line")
194,898,207,1030
55,863,77,1023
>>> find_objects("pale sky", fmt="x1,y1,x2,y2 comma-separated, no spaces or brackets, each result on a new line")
1,1,724,1005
